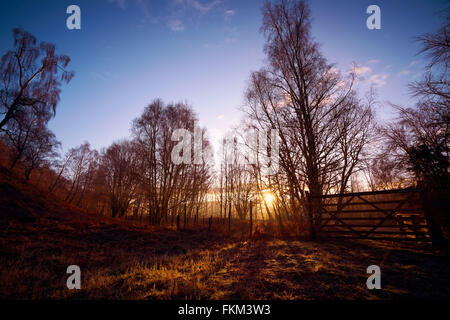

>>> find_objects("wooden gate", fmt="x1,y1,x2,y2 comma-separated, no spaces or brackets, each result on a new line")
313,189,434,241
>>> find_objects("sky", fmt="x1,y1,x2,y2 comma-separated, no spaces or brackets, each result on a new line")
0,0,448,155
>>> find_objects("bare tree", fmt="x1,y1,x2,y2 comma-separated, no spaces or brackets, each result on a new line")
0,28,74,130
410,16,449,103
381,103,449,189
1,109,60,180
333,91,375,194
132,99,213,225
382,17,449,191
21,123,59,181
64,143,98,204
101,140,140,218
243,0,373,238
48,151,73,193
2,112,37,170
219,131,255,220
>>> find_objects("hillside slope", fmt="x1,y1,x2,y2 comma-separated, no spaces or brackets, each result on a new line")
0,166,228,298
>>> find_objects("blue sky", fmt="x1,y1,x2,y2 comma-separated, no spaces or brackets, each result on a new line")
0,0,448,154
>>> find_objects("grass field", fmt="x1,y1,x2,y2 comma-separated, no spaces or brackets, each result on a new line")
1,167,449,300
2,217,449,299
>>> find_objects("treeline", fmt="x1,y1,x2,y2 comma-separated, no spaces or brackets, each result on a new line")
1,100,213,225
0,30,213,224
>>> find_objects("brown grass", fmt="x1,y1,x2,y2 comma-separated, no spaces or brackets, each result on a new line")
1,166,449,300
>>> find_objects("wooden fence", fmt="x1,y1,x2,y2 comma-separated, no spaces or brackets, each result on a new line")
165,188,445,245
311,188,444,243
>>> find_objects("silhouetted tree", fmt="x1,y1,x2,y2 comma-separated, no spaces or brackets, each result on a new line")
410,17,449,104
132,99,213,225
64,143,98,204
21,122,59,181
243,0,374,238
0,28,74,130
382,17,449,191
101,140,140,218
1,110,60,180
408,144,449,190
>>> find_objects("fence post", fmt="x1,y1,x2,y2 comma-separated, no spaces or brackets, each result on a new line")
183,203,187,229
208,216,212,232
249,200,253,239
228,202,231,234
195,205,199,225
421,190,445,247
305,191,316,240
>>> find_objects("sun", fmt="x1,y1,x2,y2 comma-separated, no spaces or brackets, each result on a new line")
262,190,275,205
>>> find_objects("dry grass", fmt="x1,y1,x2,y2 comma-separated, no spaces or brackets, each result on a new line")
1,166,449,300
2,219,449,300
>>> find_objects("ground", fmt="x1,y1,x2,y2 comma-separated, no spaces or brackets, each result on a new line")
1,218,449,299
1,168,449,299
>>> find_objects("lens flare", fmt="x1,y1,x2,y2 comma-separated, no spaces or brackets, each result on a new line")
262,190,275,205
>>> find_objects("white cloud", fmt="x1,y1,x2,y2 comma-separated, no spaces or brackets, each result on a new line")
353,65,372,75
368,59,380,64
397,70,410,76
224,9,235,17
329,67,340,74
168,19,185,31
177,0,221,14
168,0,221,31
368,73,389,87
216,114,225,120
409,60,419,67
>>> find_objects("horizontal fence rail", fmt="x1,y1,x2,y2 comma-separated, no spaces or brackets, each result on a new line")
311,188,435,242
